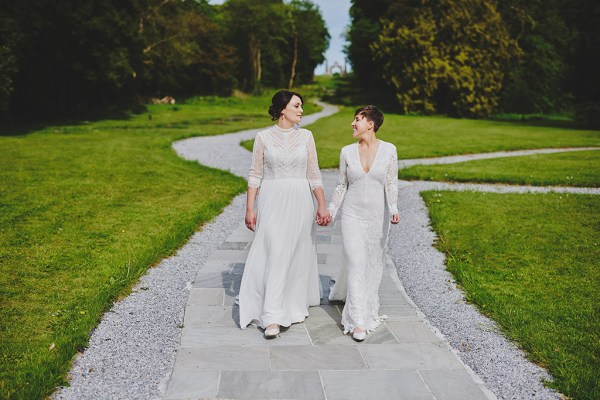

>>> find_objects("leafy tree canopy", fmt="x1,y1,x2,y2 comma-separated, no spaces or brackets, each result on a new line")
372,0,519,117
0,0,329,119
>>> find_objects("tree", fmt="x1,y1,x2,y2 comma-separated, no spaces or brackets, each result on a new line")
0,4,21,113
562,0,600,127
372,0,519,117
345,0,396,88
135,0,237,97
5,0,140,119
497,0,571,116
500,34,566,118
286,0,329,88
222,0,287,91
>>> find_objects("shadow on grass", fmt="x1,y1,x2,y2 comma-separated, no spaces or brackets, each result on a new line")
0,105,147,137
488,115,592,131
322,75,595,131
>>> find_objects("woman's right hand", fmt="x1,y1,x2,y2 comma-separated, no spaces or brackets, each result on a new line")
245,209,257,231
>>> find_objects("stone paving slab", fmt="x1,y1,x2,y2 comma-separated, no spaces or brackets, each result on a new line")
165,369,220,399
218,371,325,400
320,370,433,400
420,369,492,400
270,345,367,370
164,173,495,399
173,346,271,371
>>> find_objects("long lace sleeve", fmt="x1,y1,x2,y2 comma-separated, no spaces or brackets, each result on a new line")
306,130,323,190
248,132,264,188
327,148,348,220
385,145,399,215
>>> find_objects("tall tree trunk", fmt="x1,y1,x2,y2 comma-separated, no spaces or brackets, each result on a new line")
288,35,298,89
248,33,258,90
257,46,262,84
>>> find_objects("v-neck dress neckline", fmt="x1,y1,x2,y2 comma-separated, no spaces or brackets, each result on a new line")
356,140,382,175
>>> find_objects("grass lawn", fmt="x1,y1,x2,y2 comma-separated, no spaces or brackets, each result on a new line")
422,191,600,400
399,150,600,187
264,108,599,168
0,92,320,399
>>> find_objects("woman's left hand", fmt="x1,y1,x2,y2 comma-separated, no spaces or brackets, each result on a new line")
391,214,400,224
316,206,331,226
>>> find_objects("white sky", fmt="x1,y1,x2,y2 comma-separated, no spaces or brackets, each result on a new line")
207,0,351,75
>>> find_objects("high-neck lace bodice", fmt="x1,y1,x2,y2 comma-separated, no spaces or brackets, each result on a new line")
248,125,323,190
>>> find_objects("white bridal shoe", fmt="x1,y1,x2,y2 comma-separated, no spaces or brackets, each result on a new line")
264,324,280,338
352,328,367,342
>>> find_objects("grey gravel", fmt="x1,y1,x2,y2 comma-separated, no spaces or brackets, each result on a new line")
53,102,594,399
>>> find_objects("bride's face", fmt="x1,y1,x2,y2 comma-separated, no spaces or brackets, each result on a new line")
352,114,372,138
280,95,303,124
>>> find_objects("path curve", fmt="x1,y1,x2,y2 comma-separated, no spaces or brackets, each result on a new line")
53,101,588,400
407,180,600,195
173,101,339,178
399,146,600,169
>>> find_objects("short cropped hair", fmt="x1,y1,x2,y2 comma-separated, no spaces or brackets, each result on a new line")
355,105,384,132
268,90,304,121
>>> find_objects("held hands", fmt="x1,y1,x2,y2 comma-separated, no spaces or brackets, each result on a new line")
245,209,257,231
316,205,331,226
391,214,400,224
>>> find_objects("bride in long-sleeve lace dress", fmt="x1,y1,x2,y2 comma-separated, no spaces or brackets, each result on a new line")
238,90,330,338
327,105,399,341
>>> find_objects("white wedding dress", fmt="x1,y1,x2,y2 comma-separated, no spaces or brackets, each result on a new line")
238,124,323,329
327,140,399,334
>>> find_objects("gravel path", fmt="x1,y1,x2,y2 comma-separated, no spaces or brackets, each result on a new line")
53,103,595,399
52,104,338,400
410,180,600,195
399,146,600,169
173,101,338,177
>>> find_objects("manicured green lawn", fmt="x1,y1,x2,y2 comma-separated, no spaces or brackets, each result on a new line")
279,108,599,168
0,93,321,399
422,191,600,400
399,150,600,187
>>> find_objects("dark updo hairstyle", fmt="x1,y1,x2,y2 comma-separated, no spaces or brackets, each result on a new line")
355,105,384,132
268,90,304,121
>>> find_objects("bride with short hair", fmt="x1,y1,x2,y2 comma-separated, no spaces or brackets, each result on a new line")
327,105,400,341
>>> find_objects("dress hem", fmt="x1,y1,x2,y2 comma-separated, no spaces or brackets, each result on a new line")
239,312,312,330
342,315,388,335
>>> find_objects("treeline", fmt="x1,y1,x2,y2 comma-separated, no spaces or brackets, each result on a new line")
0,0,329,119
346,0,600,125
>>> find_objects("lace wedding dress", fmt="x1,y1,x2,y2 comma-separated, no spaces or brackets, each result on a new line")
327,140,399,334
238,124,323,329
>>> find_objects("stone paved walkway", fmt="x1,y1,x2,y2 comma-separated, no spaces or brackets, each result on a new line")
52,102,593,399
165,103,599,399
164,172,495,400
